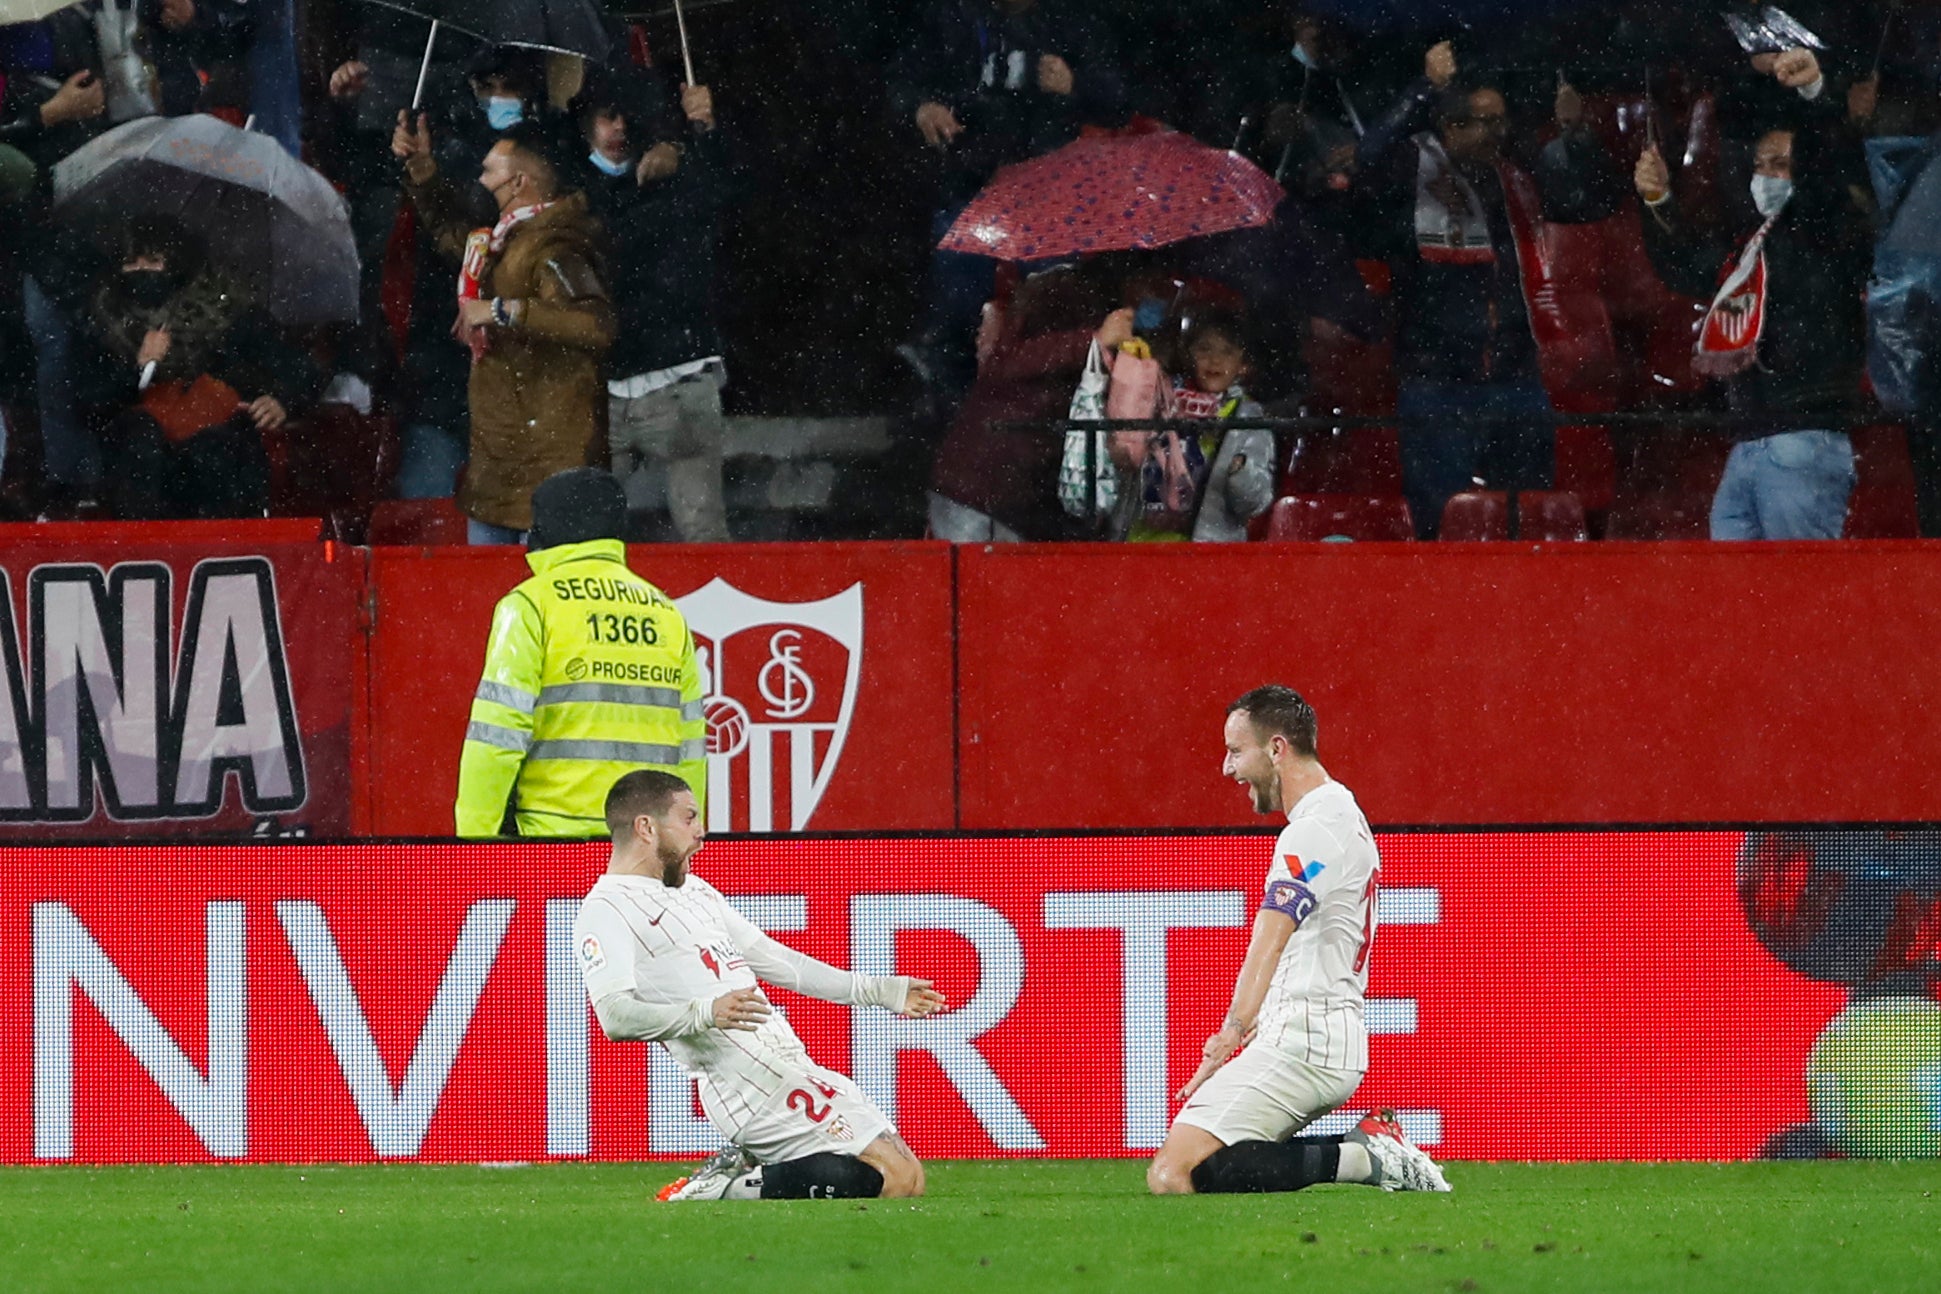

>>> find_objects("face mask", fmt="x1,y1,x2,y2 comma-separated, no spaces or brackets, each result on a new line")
484,96,523,131
588,149,632,178
121,269,172,309
1750,173,1793,218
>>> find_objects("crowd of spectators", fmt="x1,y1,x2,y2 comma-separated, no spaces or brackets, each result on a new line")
2,0,1939,544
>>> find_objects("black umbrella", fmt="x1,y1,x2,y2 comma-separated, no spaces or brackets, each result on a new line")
361,0,612,108
51,115,359,326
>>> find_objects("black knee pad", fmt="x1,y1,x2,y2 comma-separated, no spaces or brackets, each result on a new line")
759,1152,886,1199
1190,1138,1341,1194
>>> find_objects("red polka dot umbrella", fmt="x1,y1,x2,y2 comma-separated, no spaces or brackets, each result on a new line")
938,129,1285,262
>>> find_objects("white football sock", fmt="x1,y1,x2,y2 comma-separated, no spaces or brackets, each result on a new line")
1336,1141,1377,1184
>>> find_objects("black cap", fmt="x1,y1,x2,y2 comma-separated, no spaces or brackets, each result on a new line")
528,468,627,551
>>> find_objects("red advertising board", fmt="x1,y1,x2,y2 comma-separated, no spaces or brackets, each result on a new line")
364,543,955,836
0,831,1874,1165
0,524,363,839
955,542,1941,828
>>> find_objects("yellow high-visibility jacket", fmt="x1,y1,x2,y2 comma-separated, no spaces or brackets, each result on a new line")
455,538,706,837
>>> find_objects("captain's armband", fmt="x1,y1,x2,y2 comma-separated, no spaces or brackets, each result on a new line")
1262,877,1318,927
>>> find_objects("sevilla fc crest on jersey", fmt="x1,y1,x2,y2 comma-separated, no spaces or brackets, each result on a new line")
674,578,862,833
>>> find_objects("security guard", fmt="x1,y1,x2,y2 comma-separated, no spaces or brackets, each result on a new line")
456,468,707,837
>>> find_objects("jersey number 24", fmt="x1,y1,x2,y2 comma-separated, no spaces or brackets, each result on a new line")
788,1076,840,1124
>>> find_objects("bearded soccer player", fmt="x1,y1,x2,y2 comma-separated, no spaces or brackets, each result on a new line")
1146,685,1451,1196
576,769,945,1200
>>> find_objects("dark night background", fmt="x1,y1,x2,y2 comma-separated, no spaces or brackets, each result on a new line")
298,0,1925,416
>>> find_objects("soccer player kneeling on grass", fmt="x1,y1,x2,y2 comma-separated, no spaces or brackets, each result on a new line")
1147,686,1452,1197
576,769,946,1201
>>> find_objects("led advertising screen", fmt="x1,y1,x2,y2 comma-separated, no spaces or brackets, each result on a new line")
5,830,1934,1164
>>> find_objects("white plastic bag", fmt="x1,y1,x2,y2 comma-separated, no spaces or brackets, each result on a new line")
1059,341,1117,518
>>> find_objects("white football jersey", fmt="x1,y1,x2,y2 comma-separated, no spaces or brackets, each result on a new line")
1253,779,1381,1073
574,871,812,1128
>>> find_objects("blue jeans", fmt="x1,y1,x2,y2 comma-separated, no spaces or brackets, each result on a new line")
467,517,526,546
394,422,467,499
245,0,303,157
23,275,98,490
1395,377,1555,539
917,203,996,357
1710,431,1855,540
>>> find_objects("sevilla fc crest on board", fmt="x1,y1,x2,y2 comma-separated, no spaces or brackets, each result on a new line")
674,578,862,832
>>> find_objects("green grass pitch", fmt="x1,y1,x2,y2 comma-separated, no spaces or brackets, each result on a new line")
1,1160,1935,1292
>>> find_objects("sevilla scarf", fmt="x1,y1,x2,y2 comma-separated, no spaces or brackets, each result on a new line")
1413,134,1494,265
1693,214,1779,380
488,199,553,253
1407,135,1614,410
456,201,555,361
1168,387,1240,420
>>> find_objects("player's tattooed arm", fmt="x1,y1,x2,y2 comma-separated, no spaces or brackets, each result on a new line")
1222,908,1299,1037
1177,1023,1249,1102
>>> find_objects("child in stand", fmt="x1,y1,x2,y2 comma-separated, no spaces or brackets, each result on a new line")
1118,314,1277,542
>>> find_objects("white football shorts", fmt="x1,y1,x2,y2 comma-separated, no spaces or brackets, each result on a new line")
702,1061,894,1165
1172,1046,1362,1145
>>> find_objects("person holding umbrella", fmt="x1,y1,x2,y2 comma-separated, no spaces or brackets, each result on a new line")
376,43,553,501
392,109,614,544
574,66,742,544
888,0,1127,406
927,262,1117,542
315,11,481,390
70,214,322,519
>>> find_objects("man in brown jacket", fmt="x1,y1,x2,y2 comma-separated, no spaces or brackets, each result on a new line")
392,112,616,542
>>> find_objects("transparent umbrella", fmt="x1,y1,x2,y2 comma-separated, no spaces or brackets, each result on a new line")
52,114,359,327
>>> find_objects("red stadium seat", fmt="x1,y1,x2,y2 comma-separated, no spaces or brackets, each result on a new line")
264,403,400,543
1554,423,1614,517
1523,490,1589,541
1675,436,1733,495
1278,426,1403,497
1438,490,1508,541
1614,429,1730,497
1843,485,1919,539
1842,425,1919,538
1262,494,1414,542
1850,424,1916,492
1299,262,1397,419
1605,492,1712,540
1439,490,1587,542
367,496,469,546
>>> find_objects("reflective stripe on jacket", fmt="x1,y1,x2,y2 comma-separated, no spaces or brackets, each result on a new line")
455,538,706,837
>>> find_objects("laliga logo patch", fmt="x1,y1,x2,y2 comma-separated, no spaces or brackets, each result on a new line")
676,579,863,835
579,936,605,970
